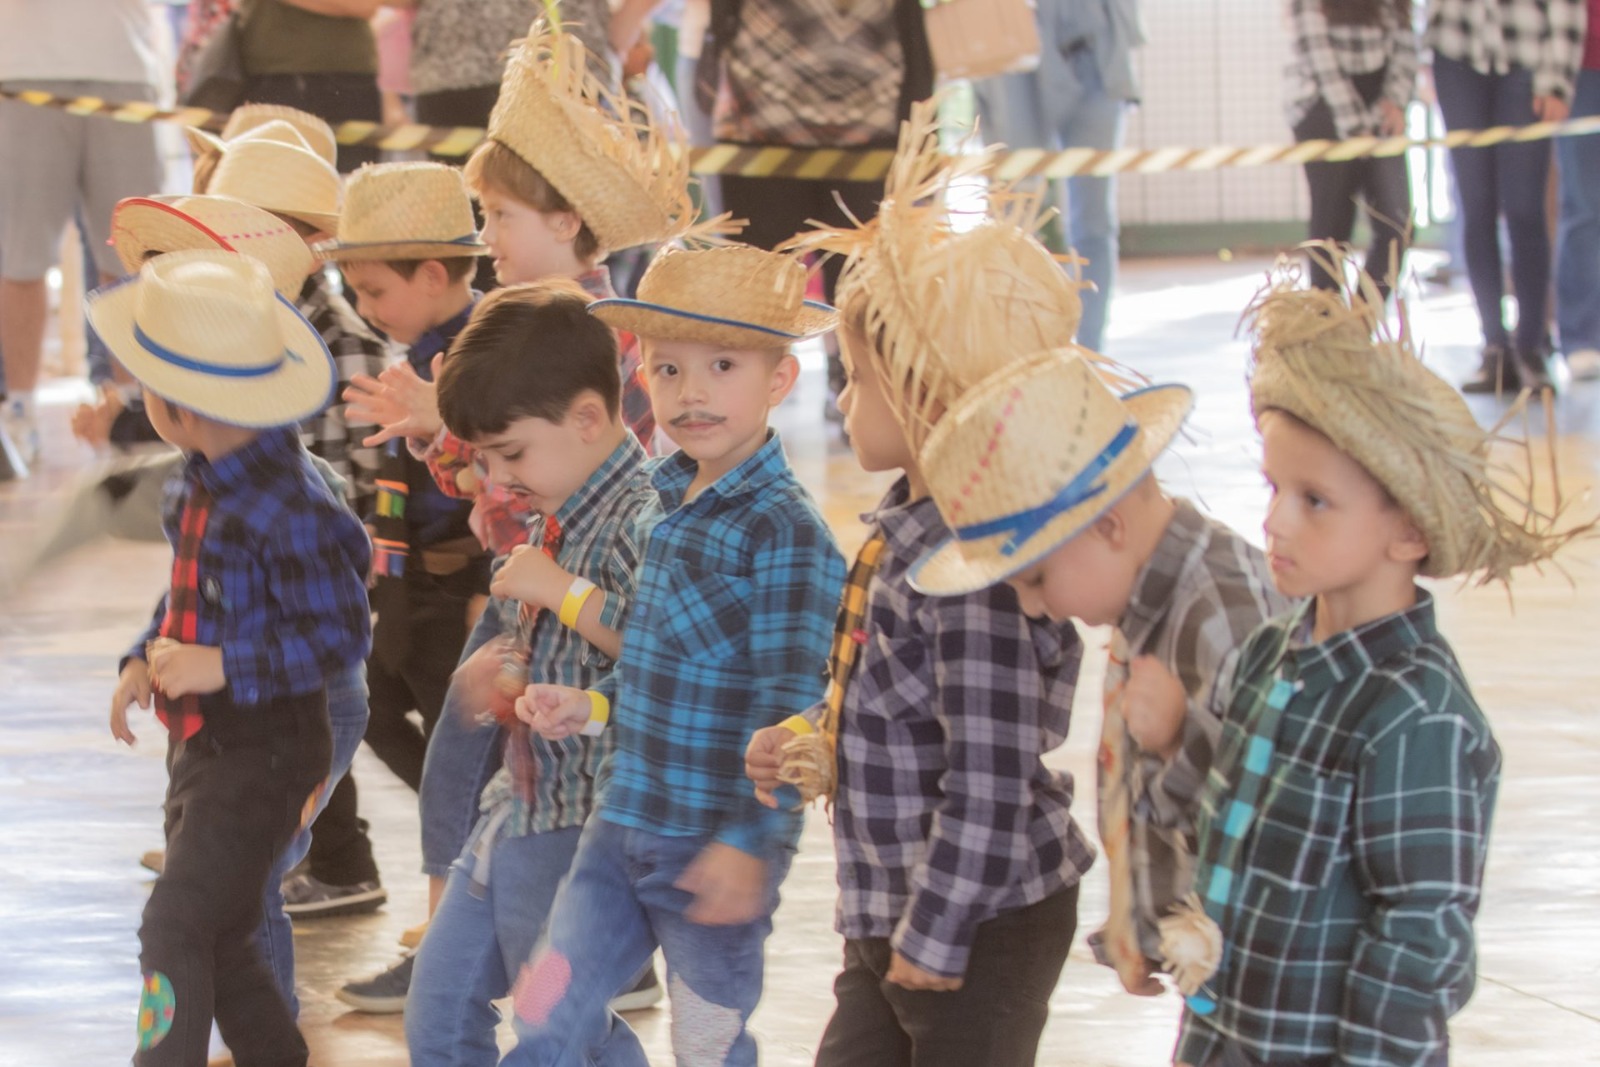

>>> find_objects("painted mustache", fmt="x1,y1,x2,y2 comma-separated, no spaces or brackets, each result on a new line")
670,411,726,427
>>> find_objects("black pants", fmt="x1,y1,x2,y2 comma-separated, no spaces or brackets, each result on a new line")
241,72,381,173
815,883,1079,1067
137,695,331,1067
416,85,501,292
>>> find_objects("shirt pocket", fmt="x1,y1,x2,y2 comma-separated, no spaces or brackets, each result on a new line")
656,562,753,662
1249,763,1354,892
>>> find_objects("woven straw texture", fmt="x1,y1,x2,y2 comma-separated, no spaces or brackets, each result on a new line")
317,161,487,261
207,124,344,234
112,195,313,297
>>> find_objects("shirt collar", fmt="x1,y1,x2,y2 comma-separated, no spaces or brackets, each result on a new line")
651,429,788,508
1119,498,1208,649
575,266,617,301
410,291,482,370
187,424,304,499
862,477,947,557
1276,588,1439,698
549,434,647,535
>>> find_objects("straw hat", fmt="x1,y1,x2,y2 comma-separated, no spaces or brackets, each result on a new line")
86,250,335,429
909,350,1194,596
207,123,344,234
486,19,699,252
315,162,488,261
111,195,314,297
1246,253,1582,583
188,103,339,172
590,245,837,349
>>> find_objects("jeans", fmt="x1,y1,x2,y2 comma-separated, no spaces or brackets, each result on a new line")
405,825,585,1066
418,596,507,878
1555,68,1600,354
500,818,794,1067
973,42,1126,353
1432,54,1553,353
255,662,369,1017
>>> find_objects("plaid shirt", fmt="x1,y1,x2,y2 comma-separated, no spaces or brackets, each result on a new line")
1286,0,1419,136
598,431,845,858
1177,591,1499,1067
126,427,373,707
816,481,1092,978
476,436,661,838
1427,0,1589,101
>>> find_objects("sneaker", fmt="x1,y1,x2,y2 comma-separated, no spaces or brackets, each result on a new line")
608,964,663,1013
140,849,164,875
1,398,39,468
281,872,387,918
1566,348,1600,382
336,953,414,1014
1460,343,1519,395
398,919,429,950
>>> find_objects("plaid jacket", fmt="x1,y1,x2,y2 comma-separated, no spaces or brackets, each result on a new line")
1286,0,1418,136
1427,0,1589,101
1177,591,1499,1067
598,431,845,859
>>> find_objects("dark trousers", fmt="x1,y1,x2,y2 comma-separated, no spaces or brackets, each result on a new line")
416,85,502,292
136,695,332,1067
241,72,381,173
815,883,1079,1067
1432,53,1553,353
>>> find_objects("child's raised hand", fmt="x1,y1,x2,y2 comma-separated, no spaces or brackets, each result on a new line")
146,638,226,699
675,842,767,926
343,355,443,448
110,658,152,745
886,951,963,992
1123,655,1188,761
490,544,570,612
71,382,124,449
514,683,591,739
744,726,791,809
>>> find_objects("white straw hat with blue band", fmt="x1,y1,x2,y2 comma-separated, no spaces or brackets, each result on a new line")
910,349,1193,596
86,249,335,429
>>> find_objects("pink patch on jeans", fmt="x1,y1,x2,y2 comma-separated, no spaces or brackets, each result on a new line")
512,951,573,1025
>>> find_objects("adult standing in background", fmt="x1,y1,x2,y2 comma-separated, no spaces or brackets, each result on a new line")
1554,0,1600,381
971,0,1144,354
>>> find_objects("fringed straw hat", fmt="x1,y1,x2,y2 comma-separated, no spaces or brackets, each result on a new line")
590,245,837,349
86,250,335,428
188,103,339,187
486,19,703,253
315,162,488,261
207,123,344,234
1246,249,1586,583
111,194,314,298
910,350,1194,596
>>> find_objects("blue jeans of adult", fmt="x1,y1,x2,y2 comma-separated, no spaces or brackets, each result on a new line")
418,592,507,878
405,824,584,1066
1432,54,1553,354
1556,68,1600,355
500,818,794,1067
973,43,1126,353
255,661,370,1016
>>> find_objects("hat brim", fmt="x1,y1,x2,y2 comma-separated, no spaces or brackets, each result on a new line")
589,298,837,349
315,237,490,261
87,277,336,429
185,126,225,160
909,384,1196,596
112,197,310,298
266,208,340,236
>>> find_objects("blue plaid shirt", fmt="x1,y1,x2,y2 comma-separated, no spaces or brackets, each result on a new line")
598,431,845,859
127,426,373,706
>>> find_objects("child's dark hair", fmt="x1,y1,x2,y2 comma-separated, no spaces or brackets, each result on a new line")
437,280,620,441
384,257,477,284
463,140,601,262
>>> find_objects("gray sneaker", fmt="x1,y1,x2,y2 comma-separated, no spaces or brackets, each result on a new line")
336,953,414,1014
281,872,387,918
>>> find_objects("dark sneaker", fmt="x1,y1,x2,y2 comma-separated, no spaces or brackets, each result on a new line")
1460,343,1518,395
282,872,387,918
336,954,414,1014
608,964,663,1013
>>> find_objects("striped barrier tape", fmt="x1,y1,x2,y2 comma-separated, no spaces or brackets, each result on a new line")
3,86,1598,180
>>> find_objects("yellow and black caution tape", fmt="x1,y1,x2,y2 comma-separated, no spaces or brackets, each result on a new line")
3,87,1597,180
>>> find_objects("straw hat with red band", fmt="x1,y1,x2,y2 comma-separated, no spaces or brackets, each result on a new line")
206,123,344,234
111,195,314,297
314,162,488,261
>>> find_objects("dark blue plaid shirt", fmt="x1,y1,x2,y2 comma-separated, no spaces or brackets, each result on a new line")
128,426,373,706
598,431,845,859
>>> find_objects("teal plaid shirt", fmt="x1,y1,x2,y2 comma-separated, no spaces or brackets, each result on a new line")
1178,590,1499,1067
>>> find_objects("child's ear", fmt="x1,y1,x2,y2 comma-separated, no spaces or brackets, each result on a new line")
570,390,609,440
547,210,582,245
419,259,450,295
766,351,800,407
1388,516,1430,565
1091,508,1126,550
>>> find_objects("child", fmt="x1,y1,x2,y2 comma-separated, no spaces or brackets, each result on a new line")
507,244,846,1067
1163,267,1579,1065
404,281,662,1065
94,250,371,1066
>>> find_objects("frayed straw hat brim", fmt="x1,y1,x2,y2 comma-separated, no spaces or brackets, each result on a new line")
590,298,837,349
112,196,313,298
316,238,489,261
910,384,1194,596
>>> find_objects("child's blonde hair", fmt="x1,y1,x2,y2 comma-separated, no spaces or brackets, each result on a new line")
463,140,600,263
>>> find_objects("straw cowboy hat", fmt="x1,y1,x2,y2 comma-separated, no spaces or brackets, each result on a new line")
188,103,339,175
590,245,837,349
315,162,488,261
111,195,314,298
1245,254,1583,583
910,350,1194,596
86,250,335,428
487,19,701,253
206,122,344,234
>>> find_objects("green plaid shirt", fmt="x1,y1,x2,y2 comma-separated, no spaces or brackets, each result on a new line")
1178,590,1499,1067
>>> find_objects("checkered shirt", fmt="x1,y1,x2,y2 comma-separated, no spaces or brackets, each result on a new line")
1427,0,1589,101
1177,590,1500,1066
1285,0,1420,136
597,431,845,859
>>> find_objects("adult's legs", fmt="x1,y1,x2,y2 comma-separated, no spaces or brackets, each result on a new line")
1488,66,1556,363
1555,69,1600,367
1357,152,1412,303
1294,100,1364,292
1055,51,1126,354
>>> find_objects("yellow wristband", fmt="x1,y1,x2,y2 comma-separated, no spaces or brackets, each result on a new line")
580,690,610,737
558,577,598,629
779,715,814,736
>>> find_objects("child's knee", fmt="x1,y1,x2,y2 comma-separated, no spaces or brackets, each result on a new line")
668,972,744,1066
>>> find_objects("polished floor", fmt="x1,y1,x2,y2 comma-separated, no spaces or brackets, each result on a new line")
3,254,1599,1066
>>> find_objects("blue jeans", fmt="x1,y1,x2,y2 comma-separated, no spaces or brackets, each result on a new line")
973,39,1126,353
418,595,507,877
501,818,794,1067
1556,69,1600,354
254,662,370,1015
406,824,585,1066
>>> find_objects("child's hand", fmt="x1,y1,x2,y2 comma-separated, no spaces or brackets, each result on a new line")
146,639,226,699
1377,98,1406,137
71,382,124,448
1117,958,1166,997
675,842,767,926
886,951,963,992
744,725,791,809
343,354,443,448
514,684,591,739
490,544,571,612
1123,655,1188,761
110,658,152,745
